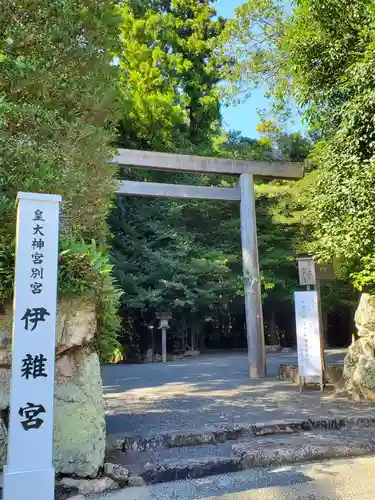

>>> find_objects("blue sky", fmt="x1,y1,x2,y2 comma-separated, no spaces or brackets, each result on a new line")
215,0,303,138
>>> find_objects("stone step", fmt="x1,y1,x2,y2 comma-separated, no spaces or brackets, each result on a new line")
108,414,375,453
109,427,375,485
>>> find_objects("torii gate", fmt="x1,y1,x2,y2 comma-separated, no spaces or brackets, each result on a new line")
113,149,303,378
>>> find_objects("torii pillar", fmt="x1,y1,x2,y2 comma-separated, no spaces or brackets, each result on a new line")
240,174,265,378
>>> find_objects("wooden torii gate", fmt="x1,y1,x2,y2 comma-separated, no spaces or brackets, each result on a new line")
113,149,303,378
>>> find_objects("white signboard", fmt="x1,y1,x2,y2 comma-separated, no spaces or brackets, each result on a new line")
297,258,316,286
4,193,61,500
294,291,322,378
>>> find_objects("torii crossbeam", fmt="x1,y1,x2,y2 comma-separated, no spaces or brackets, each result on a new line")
113,148,304,378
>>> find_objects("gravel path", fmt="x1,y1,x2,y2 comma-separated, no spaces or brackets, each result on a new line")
101,350,373,438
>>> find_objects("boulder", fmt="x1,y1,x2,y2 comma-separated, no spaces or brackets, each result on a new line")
60,477,118,495
54,351,106,477
128,475,146,487
0,297,96,362
278,363,343,386
55,298,96,356
340,294,375,400
350,355,375,401
104,462,129,483
355,294,375,337
0,420,7,468
0,369,10,410
183,349,200,357
327,363,344,385
0,312,12,366
0,298,105,477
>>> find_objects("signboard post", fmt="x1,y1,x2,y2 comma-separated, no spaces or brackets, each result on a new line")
315,263,334,281
294,291,324,392
296,257,334,390
4,193,61,500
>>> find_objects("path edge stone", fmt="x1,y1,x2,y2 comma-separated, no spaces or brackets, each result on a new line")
108,415,375,452
140,436,375,485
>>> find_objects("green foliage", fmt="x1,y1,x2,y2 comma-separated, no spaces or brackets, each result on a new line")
0,0,121,245
0,0,122,359
112,0,308,347
221,0,375,297
60,240,123,362
0,245,16,302
282,0,373,132
217,130,273,160
351,256,375,294
217,0,287,105
116,0,224,151
280,1,375,290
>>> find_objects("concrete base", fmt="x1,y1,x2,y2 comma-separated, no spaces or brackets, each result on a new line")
4,466,55,500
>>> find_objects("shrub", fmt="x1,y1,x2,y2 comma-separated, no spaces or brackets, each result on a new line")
0,0,122,360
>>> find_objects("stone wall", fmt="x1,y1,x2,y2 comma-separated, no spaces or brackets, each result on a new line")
0,297,105,477
340,293,375,400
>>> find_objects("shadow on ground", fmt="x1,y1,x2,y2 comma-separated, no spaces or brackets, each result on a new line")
101,350,371,437
95,457,374,500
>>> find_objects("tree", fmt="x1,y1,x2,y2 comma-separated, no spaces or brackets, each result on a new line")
220,0,375,284
221,0,375,357
218,130,273,160
270,0,375,287
111,0,231,356
0,0,122,360
217,0,287,105
116,0,224,151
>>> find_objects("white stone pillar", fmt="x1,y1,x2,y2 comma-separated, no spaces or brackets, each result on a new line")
239,174,266,378
4,192,61,500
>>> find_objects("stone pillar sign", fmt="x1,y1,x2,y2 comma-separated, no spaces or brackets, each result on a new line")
4,193,61,500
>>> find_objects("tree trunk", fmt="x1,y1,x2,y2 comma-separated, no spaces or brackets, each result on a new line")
270,310,278,346
322,310,329,346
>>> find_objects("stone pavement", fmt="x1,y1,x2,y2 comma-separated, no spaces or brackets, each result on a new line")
102,349,373,441
90,455,375,499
